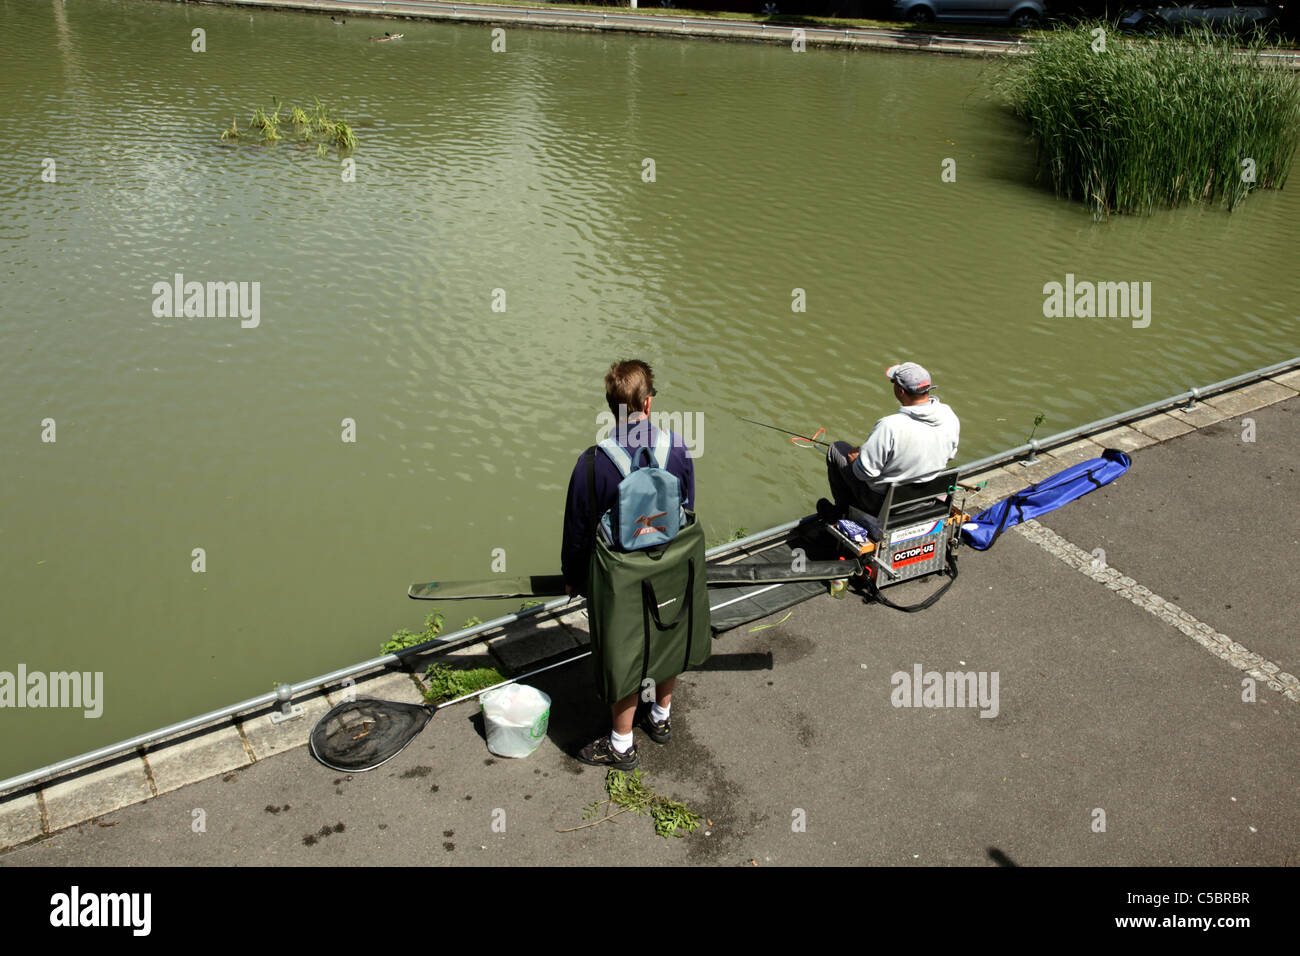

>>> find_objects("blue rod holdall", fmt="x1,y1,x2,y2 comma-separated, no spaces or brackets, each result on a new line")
960,449,1132,551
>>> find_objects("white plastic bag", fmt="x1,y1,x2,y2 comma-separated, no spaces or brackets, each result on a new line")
480,683,551,758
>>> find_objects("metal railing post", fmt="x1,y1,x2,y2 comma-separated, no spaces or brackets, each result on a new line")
269,683,305,724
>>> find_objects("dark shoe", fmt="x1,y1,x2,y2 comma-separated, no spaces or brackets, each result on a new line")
640,710,672,744
577,735,638,770
816,498,842,522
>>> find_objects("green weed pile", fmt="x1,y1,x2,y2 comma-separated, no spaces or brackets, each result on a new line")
422,663,505,705
566,769,704,839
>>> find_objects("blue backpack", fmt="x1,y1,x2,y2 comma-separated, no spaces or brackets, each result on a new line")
596,428,685,551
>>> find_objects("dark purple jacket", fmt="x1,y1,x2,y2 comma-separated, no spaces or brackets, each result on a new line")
561,422,695,593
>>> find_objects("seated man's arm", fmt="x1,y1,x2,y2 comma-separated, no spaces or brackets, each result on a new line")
853,421,893,483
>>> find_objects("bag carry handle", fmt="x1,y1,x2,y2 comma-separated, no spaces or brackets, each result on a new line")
641,559,696,630
631,445,656,472
640,560,698,681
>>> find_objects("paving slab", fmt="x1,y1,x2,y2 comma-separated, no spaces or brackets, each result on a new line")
1167,402,1229,429
1087,425,1157,453
962,467,1024,514
0,794,43,849
488,619,581,672
1129,412,1194,442
1205,380,1295,416
326,669,424,707
996,453,1066,487
144,721,252,796
40,753,154,833
1270,369,1300,392
238,691,334,761
1044,438,1106,467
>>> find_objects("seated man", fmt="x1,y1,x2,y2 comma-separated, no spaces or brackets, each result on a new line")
821,362,960,521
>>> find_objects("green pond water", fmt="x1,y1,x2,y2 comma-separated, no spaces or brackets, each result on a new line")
0,0,1297,779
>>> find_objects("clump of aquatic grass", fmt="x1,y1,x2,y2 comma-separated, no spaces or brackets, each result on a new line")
249,104,282,143
220,98,358,155
289,104,312,140
332,121,358,152
422,663,505,705
307,97,358,153
999,22,1300,217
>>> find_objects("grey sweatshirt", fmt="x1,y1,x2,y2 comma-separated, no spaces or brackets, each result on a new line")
853,398,960,490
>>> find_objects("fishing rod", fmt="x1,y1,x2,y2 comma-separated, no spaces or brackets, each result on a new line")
741,416,985,492
409,557,864,601
739,417,830,448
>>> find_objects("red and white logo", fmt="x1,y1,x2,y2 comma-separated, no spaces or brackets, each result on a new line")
892,542,936,568
634,512,668,537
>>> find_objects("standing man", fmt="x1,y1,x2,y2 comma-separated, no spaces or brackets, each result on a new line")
822,362,960,520
561,360,696,770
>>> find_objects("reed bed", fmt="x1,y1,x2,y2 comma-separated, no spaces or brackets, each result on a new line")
219,97,357,156
999,23,1300,217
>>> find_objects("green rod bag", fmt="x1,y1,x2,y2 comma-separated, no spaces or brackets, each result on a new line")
587,512,712,704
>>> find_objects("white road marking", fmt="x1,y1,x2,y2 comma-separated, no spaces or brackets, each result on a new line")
1015,519,1299,704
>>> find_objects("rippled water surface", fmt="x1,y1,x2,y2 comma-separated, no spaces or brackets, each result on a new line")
1,0,1297,777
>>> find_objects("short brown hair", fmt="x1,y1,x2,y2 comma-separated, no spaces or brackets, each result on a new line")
605,360,655,418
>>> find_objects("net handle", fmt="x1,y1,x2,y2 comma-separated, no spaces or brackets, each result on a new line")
436,651,591,710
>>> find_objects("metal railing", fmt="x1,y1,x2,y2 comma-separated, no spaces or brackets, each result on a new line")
1,353,1295,796
953,355,1299,476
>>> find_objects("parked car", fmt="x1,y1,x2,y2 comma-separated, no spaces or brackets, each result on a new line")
1118,2,1282,33
892,0,1047,26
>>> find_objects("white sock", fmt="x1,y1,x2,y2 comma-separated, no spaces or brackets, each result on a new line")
610,730,634,754
650,702,671,723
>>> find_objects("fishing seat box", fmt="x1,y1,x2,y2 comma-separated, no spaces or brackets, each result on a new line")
587,510,712,705
827,470,959,588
